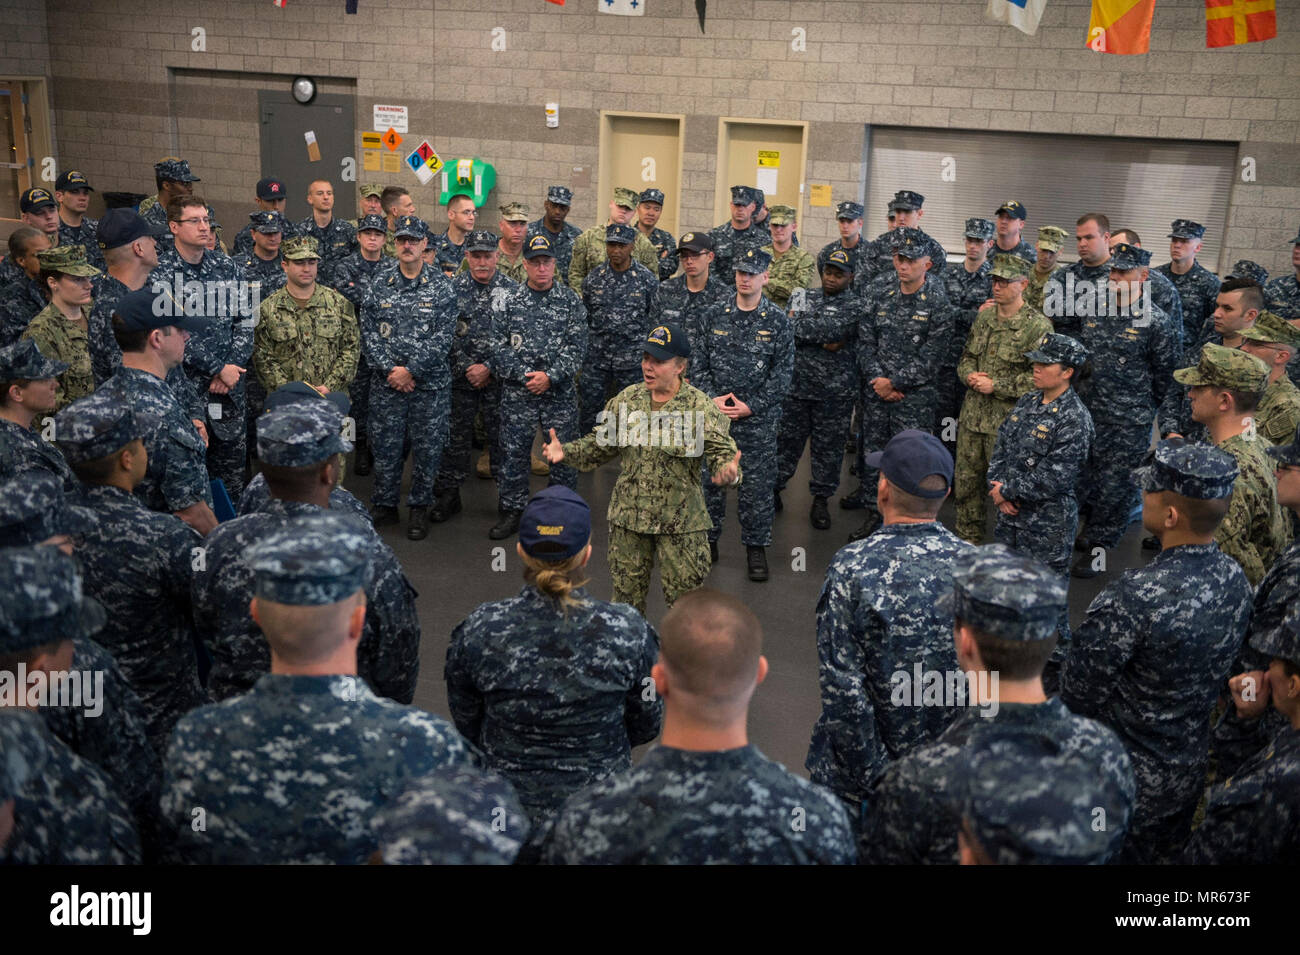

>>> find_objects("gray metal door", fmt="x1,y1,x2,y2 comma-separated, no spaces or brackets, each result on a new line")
258,91,357,222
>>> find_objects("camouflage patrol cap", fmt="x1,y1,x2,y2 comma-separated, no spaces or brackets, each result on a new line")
835,200,864,221
519,486,590,560
1167,219,1206,240
729,185,760,207
964,217,995,241
604,223,636,245
639,188,665,206
958,732,1130,865
371,768,529,865
676,231,714,254
889,190,924,212
1108,243,1151,271
1173,342,1269,393
392,215,426,241
53,390,160,465
523,233,555,259
0,338,69,382
890,228,932,260
990,253,1031,281
359,183,384,199
995,199,1027,221
464,230,499,253
0,712,41,802
1225,260,1268,286
1239,310,1300,350
546,185,573,206
1249,604,1300,670
256,403,352,467
264,381,350,418
54,170,93,192
281,235,321,260
734,246,772,274
249,210,287,234
154,157,200,183
824,248,854,274
767,205,797,226
1036,226,1069,252
499,202,529,223
1024,332,1089,369
1265,423,1300,467
0,473,92,548
247,511,374,607
941,544,1067,642
357,213,388,234
19,188,56,213
35,244,101,278
612,187,640,210
0,547,106,654
1131,438,1238,500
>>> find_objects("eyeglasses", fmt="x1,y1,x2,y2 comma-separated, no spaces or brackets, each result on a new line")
1276,463,1300,474
176,217,211,227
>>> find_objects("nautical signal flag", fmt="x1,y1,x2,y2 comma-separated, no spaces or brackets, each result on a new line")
987,0,1048,36
1087,0,1156,54
1206,0,1277,48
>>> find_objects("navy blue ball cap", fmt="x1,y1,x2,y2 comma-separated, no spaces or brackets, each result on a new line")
865,429,953,498
605,223,636,245
264,380,351,418
519,486,591,560
114,286,209,334
644,323,689,360
523,233,555,259
97,209,168,250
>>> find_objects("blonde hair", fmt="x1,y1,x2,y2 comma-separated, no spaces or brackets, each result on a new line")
521,544,590,615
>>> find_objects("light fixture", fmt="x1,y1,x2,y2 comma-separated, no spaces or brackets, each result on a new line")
291,76,317,105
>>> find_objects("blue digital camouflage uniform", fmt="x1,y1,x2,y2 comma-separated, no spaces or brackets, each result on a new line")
238,470,370,520
1048,259,1111,338
939,257,994,438
1060,526,1252,863
231,219,299,258
807,521,973,819
0,709,141,864
1157,259,1220,350
488,276,588,513
777,286,860,500
160,674,472,864
0,417,76,491
431,230,467,275
544,744,856,864
855,271,955,511
643,226,678,280
371,767,529,864
193,499,420,703
331,249,391,444
858,228,949,287
692,289,795,547
1263,270,1300,388
1146,266,1185,345
436,269,515,493
360,261,457,510
445,585,663,824
0,273,46,346
237,248,286,299
653,272,730,347
296,214,357,288
816,238,871,284
987,237,1037,264
527,219,582,280
578,258,660,434
98,365,213,512
151,242,252,500
708,222,770,287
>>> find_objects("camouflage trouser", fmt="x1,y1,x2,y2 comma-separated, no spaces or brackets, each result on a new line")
1120,754,1202,865
205,395,247,504
578,363,643,435
435,383,500,493
857,387,939,509
608,523,711,616
935,363,964,453
706,411,778,547
776,392,855,498
954,427,998,544
498,385,578,513
1079,418,1151,549
369,380,449,508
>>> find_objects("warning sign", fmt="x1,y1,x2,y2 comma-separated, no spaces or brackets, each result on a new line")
373,104,408,133
361,132,382,149
382,128,403,151
757,150,781,168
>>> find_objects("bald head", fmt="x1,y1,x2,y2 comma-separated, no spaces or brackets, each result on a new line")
250,590,366,664
660,589,763,712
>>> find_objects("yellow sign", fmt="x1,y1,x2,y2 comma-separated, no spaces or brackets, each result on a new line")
757,150,781,168
809,184,832,207
361,132,382,149
362,150,380,171
381,152,401,173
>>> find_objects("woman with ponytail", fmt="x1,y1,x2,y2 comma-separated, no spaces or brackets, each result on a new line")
444,486,664,829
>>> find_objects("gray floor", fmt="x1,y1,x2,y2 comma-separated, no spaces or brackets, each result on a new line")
342,440,1156,777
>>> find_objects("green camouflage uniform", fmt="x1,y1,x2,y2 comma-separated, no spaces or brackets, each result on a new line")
20,304,95,412
253,283,360,397
1255,377,1300,446
1216,432,1291,586
456,246,527,285
561,381,739,615
1025,266,1061,314
761,244,816,309
568,225,658,294
954,298,1052,543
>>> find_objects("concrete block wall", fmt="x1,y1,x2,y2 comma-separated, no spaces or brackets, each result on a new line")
1,0,1296,273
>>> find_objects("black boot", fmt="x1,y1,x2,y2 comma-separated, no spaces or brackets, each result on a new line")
773,490,783,513
353,434,373,476
489,510,522,540
810,496,830,530
407,506,429,541
1071,546,1100,579
746,546,769,582
709,540,719,565
1141,535,1160,552
848,510,882,542
429,489,462,523
840,487,867,510
370,504,399,527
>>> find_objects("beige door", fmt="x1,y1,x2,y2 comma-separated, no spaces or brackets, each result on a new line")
598,112,684,239
715,119,809,228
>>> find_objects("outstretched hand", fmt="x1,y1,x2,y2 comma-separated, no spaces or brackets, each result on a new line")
542,428,565,465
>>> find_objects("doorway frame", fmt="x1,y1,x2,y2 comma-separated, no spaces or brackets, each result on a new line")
597,110,686,236
714,117,810,226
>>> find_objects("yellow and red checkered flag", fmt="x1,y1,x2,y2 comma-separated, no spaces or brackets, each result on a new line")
1086,0,1156,54
1206,0,1276,47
